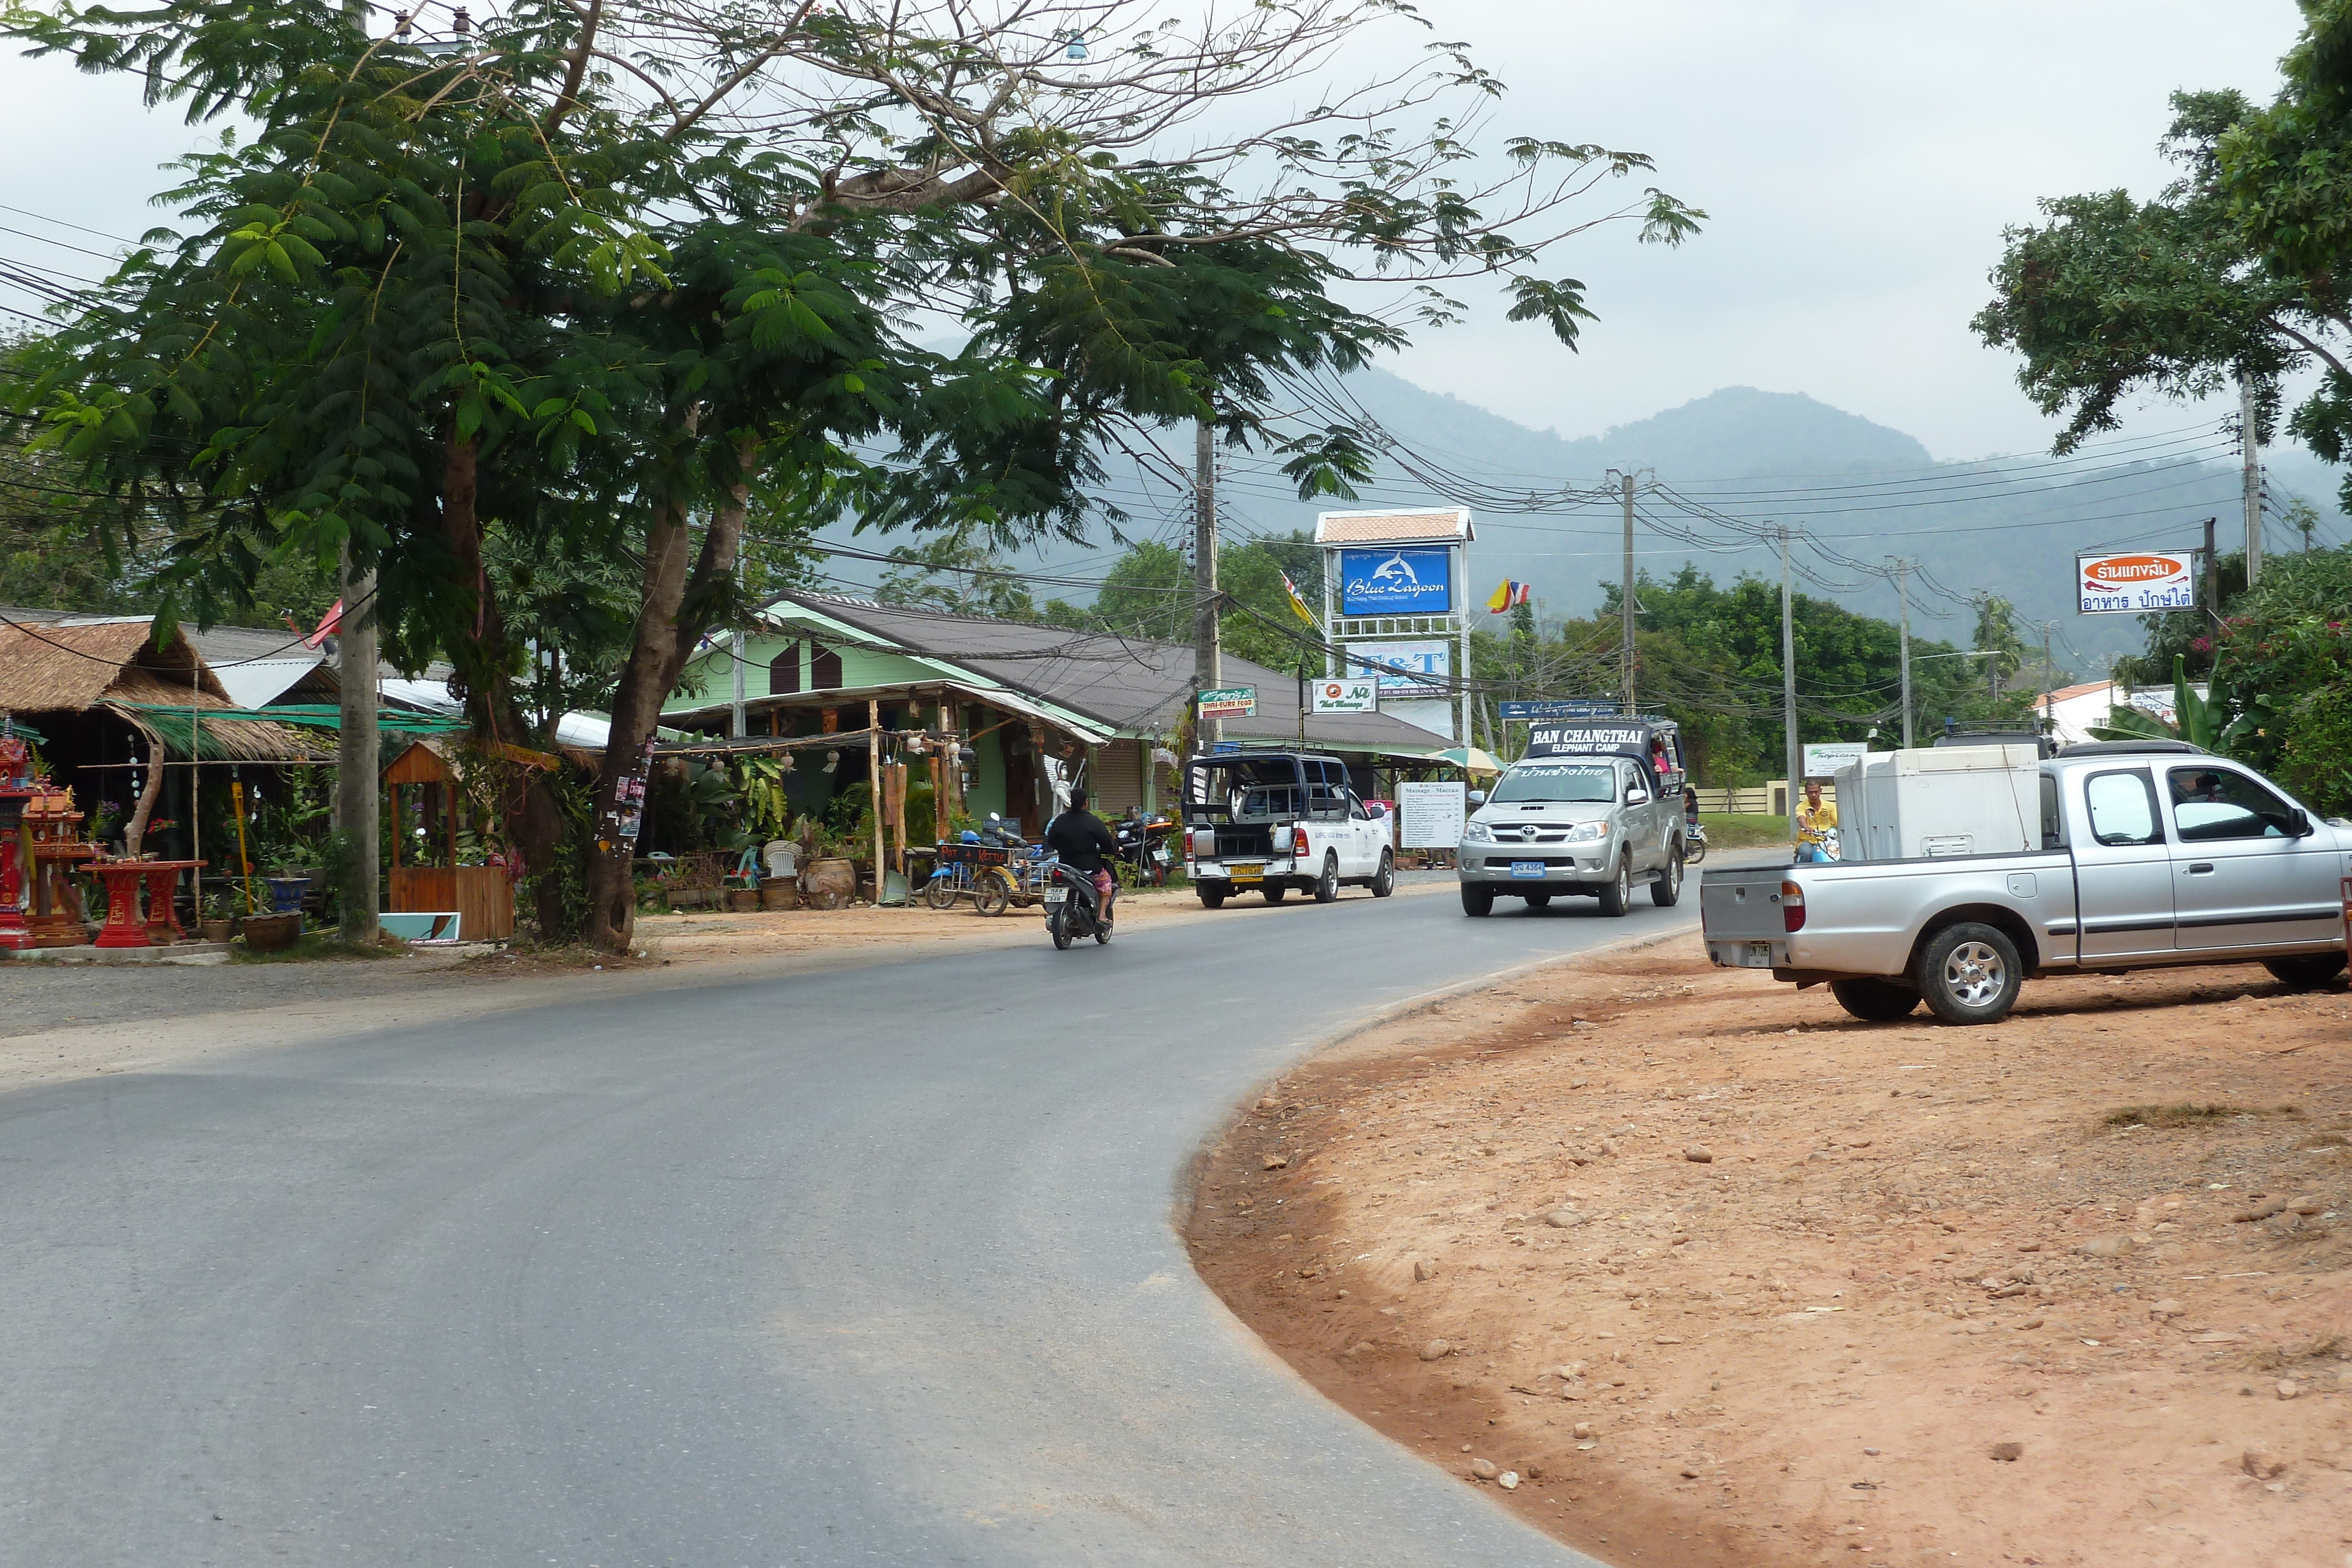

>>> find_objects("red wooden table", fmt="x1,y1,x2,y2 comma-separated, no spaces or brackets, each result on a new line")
90,859,202,949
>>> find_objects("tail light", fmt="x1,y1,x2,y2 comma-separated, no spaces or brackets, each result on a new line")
1191,827,1216,860
1780,879,1806,933
1292,825,1311,858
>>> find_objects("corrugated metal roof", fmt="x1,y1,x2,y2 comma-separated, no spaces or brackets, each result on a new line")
762,593,1448,757
1312,507,1474,544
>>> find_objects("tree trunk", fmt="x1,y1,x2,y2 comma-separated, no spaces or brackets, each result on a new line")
438,431,567,934
121,735,166,857
582,436,758,953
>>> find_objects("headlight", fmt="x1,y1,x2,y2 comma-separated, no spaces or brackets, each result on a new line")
1563,821,1605,842
1464,822,1492,842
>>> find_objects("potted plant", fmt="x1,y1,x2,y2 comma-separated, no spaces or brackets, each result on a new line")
198,890,233,944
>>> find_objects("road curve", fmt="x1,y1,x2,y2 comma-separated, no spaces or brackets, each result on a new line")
0,884,1701,1567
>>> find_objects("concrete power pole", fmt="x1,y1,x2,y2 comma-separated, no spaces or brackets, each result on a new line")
1618,471,1637,715
2241,379,2264,586
1893,559,1913,750
1193,414,1222,746
2201,514,2219,628
1779,525,1799,841
335,541,379,945
2039,620,2054,739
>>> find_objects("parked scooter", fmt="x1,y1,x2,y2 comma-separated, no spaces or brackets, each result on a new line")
1043,859,1112,949
1112,810,1178,886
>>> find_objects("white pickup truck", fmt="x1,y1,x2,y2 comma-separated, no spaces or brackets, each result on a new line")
1182,749,1396,908
1700,740,2350,1024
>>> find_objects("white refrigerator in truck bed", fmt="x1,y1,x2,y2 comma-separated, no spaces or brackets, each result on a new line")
1836,745,2047,862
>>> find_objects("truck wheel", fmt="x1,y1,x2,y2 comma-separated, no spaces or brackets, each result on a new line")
1199,886,1227,910
1915,922,2023,1025
1829,977,1919,1021
1263,884,1287,904
1314,852,1340,904
1371,850,1395,898
1596,854,1631,917
1461,884,1494,918
2262,951,2346,988
1650,847,1684,908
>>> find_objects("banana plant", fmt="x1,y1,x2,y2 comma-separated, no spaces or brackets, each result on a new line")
2088,655,2223,748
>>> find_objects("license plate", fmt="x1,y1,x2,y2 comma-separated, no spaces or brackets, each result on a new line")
1743,942,1773,968
1509,860,1546,880
1229,863,1264,884
1044,889,1067,904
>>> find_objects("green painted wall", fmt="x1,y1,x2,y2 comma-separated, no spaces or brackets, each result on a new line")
666,627,941,713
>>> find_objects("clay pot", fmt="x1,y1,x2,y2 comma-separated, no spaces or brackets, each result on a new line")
725,888,762,912
240,911,302,952
197,918,233,944
801,857,856,911
759,877,797,911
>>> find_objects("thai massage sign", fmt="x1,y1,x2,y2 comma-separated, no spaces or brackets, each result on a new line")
2078,551,2195,614
1338,546,1453,615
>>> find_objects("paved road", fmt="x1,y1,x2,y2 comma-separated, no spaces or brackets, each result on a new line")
0,882,1708,1567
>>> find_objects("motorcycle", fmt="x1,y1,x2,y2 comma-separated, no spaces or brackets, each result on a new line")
1043,858,1112,949
1683,817,1708,864
1112,811,1179,886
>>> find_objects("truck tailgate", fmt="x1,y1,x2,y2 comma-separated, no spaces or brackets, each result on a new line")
1699,865,1790,969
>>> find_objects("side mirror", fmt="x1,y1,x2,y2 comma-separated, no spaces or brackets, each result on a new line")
2290,808,2313,837
1466,791,1486,807
1625,785,1645,804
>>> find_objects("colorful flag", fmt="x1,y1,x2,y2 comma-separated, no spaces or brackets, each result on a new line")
1279,569,1316,627
1487,580,1532,613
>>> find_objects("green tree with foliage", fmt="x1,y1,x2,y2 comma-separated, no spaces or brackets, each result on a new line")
1974,6,2352,493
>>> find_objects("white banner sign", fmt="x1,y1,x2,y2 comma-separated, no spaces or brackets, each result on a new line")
1802,743,1871,779
1343,640,1451,698
2079,551,2196,614
1309,677,1379,714
1396,781,1467,848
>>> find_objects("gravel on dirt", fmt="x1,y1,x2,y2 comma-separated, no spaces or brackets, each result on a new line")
1186,938,2352,1568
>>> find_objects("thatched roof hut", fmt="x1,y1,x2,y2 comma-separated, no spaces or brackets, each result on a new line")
0,616,318,761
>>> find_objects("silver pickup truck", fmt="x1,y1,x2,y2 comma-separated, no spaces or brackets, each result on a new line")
1700,740,2350,1024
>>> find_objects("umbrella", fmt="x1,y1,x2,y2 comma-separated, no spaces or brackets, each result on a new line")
1432,745,1504,775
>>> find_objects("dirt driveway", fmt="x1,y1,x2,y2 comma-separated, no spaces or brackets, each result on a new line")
1186,938,2352,1568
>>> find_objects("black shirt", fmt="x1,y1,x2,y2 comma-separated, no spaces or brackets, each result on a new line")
1044,808,1118,874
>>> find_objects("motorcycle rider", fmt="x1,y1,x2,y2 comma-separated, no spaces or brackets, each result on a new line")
1044,786,1120,924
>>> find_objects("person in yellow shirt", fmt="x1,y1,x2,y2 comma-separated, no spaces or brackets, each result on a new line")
1795,778,1838,862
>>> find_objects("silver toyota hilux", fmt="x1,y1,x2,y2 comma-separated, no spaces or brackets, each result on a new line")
1458,719,1686,917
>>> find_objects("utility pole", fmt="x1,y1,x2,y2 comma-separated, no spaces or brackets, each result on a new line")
1193,412,1222,746
729,550,747,738
1893,558,1913,751
2201,514,2219,630
2039,620,2054,738
1779,525,1799,842
335,541,379,945
2241,379,2263,585
1616,470,1637,715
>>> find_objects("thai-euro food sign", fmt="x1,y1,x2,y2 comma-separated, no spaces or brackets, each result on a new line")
1338,546,1453,615
2078,551,2195,614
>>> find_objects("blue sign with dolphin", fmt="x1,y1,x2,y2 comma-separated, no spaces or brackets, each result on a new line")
1337,546,1453,614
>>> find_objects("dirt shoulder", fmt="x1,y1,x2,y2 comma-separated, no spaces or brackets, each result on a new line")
1185,940,2352,1568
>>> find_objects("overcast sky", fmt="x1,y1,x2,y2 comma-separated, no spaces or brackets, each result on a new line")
0,1,2313,462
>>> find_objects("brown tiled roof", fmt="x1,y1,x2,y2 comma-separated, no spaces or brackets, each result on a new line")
1312,508,1474,544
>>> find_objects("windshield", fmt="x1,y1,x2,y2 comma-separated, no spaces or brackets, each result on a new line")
1491,761,1616,804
